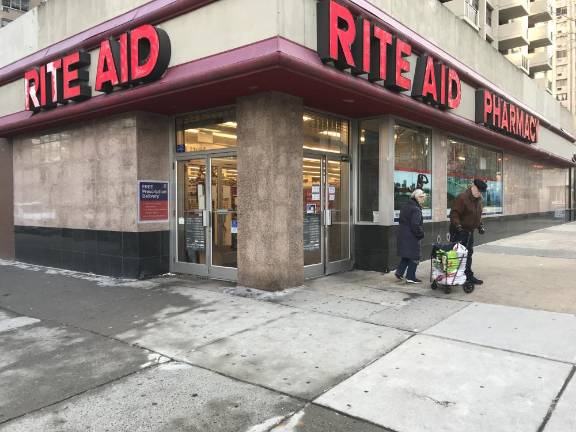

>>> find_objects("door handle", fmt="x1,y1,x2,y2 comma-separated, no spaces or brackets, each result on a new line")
202,210,210,227
325,209,332,226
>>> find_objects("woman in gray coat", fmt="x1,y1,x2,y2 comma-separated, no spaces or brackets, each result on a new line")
394,189,426,283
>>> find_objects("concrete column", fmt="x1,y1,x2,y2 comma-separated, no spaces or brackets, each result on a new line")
378,116,395,226
236,92,304,290
432,130,448,222
0,138,14,259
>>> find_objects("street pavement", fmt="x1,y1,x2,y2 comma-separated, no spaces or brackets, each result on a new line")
0,223,575,431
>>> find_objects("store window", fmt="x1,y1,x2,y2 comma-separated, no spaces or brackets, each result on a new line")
358,119,380,222
303,112,349,154
447,139,503,215
394,123,432,221
175,108,236,153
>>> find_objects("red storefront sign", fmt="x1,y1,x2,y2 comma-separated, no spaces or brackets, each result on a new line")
24,24,171,112
475,89,540,143
317,0,462,110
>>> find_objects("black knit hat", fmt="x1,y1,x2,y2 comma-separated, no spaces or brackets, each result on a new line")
473,179,488,192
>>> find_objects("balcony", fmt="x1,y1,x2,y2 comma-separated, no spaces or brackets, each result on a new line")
529,50,553,74
498,0,530,22
498,20,529,50
529,0,554,26
529,22,554,49
442,0,481,29
505,51,530,73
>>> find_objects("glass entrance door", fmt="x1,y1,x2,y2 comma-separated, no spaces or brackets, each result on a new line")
174,154,238,280
303,154,351,279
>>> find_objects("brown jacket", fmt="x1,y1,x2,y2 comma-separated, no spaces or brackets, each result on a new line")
450,188,483,231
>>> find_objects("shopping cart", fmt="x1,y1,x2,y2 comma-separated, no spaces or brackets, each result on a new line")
430,234,475,294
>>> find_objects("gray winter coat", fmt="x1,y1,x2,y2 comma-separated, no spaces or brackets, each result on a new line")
396,198,425,261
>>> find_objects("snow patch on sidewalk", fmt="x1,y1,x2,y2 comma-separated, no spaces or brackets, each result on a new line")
0,316,41,333
0,258,165,288
244,415,287,432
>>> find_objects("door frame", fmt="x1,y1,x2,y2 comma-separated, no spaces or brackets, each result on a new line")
170,148,238,281
303,150,353,279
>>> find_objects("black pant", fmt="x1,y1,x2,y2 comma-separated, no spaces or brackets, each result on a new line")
396,257,418,280
449,226,475,279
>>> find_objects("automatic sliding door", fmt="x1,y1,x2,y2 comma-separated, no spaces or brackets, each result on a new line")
303,156,324,278
210,156,238,279
176,159,209,276
326,158,351,273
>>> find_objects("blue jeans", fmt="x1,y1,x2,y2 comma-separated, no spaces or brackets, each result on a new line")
396,257,418,280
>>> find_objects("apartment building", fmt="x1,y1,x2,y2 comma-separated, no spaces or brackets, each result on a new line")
1,0,41,28
555,0,576,112
442,0,556,94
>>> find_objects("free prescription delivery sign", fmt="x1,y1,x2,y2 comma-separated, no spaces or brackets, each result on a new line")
138,181,169,223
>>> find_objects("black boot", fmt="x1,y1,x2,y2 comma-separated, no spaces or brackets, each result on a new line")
468,276,483,285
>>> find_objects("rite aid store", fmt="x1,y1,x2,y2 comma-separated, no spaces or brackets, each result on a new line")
0,0,574,290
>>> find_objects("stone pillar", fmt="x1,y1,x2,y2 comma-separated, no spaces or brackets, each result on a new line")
0,138,14,259
432,130,448,222
237,92,303,290
378,116,396,226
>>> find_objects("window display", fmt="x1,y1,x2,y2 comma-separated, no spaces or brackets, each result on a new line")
447,139,503,215
359,119,380,222
394,123,433,221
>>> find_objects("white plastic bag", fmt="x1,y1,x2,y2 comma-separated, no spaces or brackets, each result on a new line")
432,243,468,286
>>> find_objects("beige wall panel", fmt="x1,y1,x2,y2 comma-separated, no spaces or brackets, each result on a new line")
37,0,151,52
0,80,24,118
537,127,576,160
0,9,38,69
503,154,569,215
161,0,278,68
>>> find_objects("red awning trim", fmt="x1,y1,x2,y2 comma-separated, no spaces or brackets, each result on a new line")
0,37,572,168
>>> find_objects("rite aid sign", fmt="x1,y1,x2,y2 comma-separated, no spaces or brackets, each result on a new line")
24,24,171,111
317,0,462,110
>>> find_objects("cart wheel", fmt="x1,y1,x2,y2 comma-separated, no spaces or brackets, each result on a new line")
463,282,475,294
431,281,438,290
443,285,452,294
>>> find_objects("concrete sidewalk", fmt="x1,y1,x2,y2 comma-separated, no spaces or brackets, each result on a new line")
0,223,575,431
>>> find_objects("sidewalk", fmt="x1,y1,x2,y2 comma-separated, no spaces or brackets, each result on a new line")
0,223,575,431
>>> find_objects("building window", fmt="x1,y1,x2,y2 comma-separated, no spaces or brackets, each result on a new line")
557,93,568,101
447,139,503,215
557,50,567,59
486,5,493,27
465,0,480,25
175,108,237,153
394,123,432,221
303,112,349,154
557,79,567,88
358,120,380,222
556,6,567,16
1,0,30,11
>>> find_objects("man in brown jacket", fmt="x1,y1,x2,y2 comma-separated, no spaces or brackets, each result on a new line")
449,179,487,285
